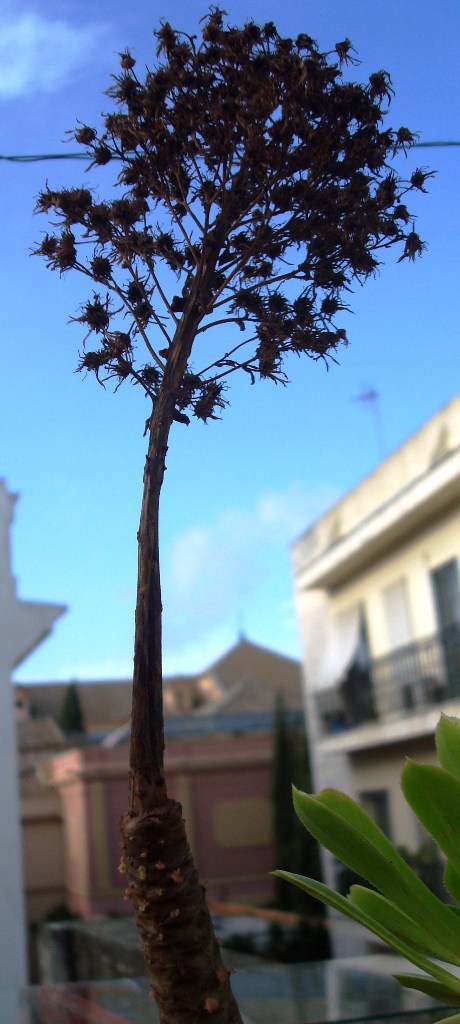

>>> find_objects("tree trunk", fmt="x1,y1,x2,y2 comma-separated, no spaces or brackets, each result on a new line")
119,301,244,1023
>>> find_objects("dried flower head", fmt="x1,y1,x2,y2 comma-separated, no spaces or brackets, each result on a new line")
34,8,429,419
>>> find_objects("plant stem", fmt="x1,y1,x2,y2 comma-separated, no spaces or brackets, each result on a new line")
121,259,244,1023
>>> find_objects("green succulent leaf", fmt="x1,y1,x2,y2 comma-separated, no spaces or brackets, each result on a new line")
436,716,460,781
394,973,460,1006
444,863,460,904
274,870,460,994
402,762,460,877
293,785,410,886
292,786,459,947
274,870,427,963
281,718,460,1024
348,886,460,966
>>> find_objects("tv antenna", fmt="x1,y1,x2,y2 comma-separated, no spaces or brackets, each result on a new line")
353,387,387,460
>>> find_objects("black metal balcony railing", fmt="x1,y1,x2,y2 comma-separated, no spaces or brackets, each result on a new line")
316,624,460,736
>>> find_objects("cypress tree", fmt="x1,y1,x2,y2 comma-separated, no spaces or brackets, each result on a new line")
58,682,85,735
272,694,323,916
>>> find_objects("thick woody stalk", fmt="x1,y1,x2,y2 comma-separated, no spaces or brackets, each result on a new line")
127,233,227,813
120,804,243,1024
127,379,173,814
120,285,244,1024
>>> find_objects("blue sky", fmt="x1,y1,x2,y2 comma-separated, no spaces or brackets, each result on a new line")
2,0,459,682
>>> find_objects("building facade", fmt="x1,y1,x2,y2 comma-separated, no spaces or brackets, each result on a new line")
0,479,65,984
44,728,278,917
19,638,305,919
292,394,460,952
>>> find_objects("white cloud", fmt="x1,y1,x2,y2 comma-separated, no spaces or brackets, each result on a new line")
0,11,107,98
162,481,337,653
162,624,237,678
16,482,336,682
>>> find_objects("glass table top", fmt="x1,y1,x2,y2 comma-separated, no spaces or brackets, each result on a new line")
3,955,455,1024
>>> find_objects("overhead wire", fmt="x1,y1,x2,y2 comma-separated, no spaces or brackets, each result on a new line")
0,142,459,163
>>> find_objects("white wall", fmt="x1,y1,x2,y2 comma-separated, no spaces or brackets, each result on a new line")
0,480,65,989
292,396,460,955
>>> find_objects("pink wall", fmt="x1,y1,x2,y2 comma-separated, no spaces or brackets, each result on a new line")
48,731,276,917
187,763,273,898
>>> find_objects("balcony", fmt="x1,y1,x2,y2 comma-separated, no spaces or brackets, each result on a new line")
316,624,460,736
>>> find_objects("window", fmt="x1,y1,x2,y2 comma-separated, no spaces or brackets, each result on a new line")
431,559,460,697
340,607,377,727
317,606,361,690
382,578,413,651
380,578,419,707
431,559,460,629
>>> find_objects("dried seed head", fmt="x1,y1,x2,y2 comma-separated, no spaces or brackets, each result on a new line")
35,9,428,416
120,49,136,70
55,231,77,270
91,143,112,167
79,295,110,333
35,234,58,261
91,256,112,282
74,125,97,146
335,38,354,65
410,168,434,193
398,229,426,262
396,126,416,149
58,187,93,223
369,70,394,101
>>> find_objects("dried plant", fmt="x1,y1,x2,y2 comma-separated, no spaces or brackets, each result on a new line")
35,10,429,1023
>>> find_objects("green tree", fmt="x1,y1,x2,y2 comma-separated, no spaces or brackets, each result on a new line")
34,10,428,1022
58,682,85,735
272,697,324,919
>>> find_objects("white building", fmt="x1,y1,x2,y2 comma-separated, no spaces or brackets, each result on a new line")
292,394,460,953
0,479,65,993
